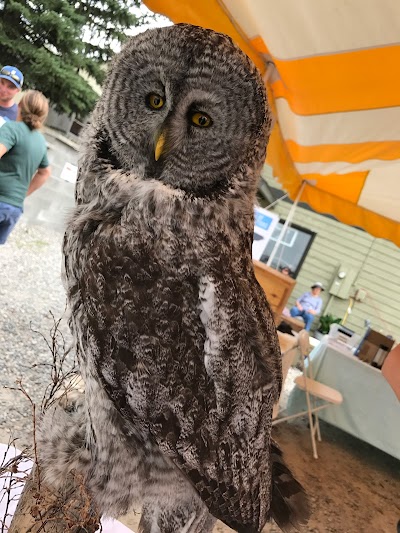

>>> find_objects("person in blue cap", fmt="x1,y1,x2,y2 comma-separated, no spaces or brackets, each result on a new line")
290,281,325,331
0,65,24,124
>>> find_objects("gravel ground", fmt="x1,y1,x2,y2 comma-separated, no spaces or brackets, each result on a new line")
0,221,71,448
1,220,399,533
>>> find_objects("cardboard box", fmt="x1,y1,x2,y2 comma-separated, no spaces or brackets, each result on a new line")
357,329,395,368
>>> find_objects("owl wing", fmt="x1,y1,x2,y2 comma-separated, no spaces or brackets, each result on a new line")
76,231,282,532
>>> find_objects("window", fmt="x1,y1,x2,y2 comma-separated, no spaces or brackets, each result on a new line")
259,220,316,279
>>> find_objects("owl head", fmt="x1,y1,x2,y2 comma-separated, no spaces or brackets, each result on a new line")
83,24,271,203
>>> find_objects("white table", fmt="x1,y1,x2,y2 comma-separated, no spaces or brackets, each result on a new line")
287,340,400,460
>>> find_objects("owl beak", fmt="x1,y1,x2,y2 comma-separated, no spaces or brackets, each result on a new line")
154,132,166,161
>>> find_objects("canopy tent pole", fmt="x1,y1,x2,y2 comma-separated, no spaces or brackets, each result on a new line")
263,191,289,210
266,180,306,268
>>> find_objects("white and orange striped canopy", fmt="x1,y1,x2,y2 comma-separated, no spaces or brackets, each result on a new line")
145,0,400,246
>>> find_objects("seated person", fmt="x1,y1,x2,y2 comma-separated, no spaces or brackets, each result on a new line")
290,282,324,331
280,265,292,277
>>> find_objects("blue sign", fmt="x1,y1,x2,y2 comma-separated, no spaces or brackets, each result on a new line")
255,211,274,230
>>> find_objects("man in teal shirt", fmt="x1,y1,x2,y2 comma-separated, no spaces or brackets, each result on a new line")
0,89,51,244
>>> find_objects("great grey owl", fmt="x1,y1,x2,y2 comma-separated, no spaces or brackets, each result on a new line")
39,23,309,533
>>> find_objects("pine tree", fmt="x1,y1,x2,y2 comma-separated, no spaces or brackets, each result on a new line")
0,0,145,117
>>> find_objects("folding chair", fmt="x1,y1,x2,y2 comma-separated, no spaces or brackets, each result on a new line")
273,330,343,459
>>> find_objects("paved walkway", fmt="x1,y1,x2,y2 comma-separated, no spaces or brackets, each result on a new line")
23,128,78,232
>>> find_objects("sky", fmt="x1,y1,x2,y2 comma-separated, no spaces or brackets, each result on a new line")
81,2,172,57
129,3,172,37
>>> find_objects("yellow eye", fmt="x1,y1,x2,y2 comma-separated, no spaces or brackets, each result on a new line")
191,112,212,128
147,93,165,110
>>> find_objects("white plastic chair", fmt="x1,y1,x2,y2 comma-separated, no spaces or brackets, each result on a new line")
273,330,343,459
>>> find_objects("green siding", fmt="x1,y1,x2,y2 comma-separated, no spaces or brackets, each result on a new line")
260,167,400,342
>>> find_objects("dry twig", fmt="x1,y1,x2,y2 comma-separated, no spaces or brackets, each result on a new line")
1,314,101,532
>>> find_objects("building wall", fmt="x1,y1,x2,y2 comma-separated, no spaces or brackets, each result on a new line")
46,108,75,135
261,167,400,342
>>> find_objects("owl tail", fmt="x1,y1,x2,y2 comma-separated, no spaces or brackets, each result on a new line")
37,388,91,491
138,501,216,533
270,441,310,532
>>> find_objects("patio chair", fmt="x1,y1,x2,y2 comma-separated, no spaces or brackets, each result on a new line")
273,330,343,459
